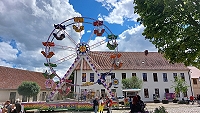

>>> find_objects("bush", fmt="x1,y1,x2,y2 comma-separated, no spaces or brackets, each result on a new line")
154,106,167,113
178,100,186,104
162,99,169,104
154,99,160,103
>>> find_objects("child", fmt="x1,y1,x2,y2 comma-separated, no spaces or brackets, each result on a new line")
98,97,104,113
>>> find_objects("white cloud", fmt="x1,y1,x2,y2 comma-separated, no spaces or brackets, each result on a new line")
96,0,139,25
118,25,157,52
0,42,18,61
0,0,157,80
0,0,81,75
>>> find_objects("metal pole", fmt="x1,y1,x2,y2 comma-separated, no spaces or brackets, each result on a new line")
188,69,194,96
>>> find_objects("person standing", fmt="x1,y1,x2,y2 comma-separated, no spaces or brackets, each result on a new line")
137,95,145,113
83,89,88,101
98,97,104,113
15,99,21,113
190,95,194,105
3,100,12,113
131,96,140,113
93,97,99,113
106,97,113,113
129,96,133,112
10,104,17,113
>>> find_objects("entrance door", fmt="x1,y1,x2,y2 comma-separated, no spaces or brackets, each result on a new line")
9,92,16,104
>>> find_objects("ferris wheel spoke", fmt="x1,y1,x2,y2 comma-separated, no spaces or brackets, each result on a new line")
55,45,76,51
52,53,77,64
63,30,78,46
86,28,95,44
89,39,107,50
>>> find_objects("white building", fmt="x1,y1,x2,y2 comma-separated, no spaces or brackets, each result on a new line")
74,51,192,102
0,66,50,103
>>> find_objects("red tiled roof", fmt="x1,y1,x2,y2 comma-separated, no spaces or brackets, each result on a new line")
0,66,46,90
76,51,189,71
188,66,200,78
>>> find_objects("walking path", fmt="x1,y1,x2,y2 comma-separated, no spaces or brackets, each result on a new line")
61,102,200,113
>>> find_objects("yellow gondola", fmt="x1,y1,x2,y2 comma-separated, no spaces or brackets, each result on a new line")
74,17,84,23
73,25,84,32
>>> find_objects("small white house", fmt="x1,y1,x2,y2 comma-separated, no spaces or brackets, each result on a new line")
74,51,193,102
0,66,49,103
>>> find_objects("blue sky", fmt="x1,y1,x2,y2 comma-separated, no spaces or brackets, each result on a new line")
0,0,157,76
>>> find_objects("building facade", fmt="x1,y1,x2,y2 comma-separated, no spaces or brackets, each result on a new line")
74,52,193,102
0,66,49,103
188,66,200,97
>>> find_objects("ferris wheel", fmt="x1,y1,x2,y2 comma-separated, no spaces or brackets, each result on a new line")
41,16,122,100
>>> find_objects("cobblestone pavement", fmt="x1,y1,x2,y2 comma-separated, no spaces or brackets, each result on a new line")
62,102,200,113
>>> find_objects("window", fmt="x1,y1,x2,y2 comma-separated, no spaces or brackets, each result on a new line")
142,73,147,82
90,73,94,82
132,73,136,77
153,73,158,82
122,73,126,79
111,89,116,97
33,95,37,101
22,96,27,102
101,89,106,97
165,88,169,93
155,88,160,98
111,73,115,80
163,73,168,82
144,89,149,98
180,73,185,81
173,73,177,81
193,78,197,84
41,92,46,101
82,73,86,82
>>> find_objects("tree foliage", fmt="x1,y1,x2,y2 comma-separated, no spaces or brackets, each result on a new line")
134,0,200,68
171,75,189,97
17,81,40,100
121,76,143,89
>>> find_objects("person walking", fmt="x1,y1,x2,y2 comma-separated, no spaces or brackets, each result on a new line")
137,95,145,113
98,97,104,113
93,97,99,113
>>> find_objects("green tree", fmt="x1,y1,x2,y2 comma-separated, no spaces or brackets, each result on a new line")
171,75,189,98
121,76,143,89
134,0,200,68
17,81,40,102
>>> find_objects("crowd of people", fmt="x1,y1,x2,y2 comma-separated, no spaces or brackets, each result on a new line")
0,99,22,113
93,95,145,113
93,96,113,113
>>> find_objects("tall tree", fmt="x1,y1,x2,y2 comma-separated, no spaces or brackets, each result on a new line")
171,75,189,98
17,81,40,102
121,76,143,89
134,0,200,68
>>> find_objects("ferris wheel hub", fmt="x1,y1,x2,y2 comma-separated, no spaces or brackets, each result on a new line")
76,42,90,56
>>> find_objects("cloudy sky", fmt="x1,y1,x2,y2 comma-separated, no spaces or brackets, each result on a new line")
0,0,157,77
